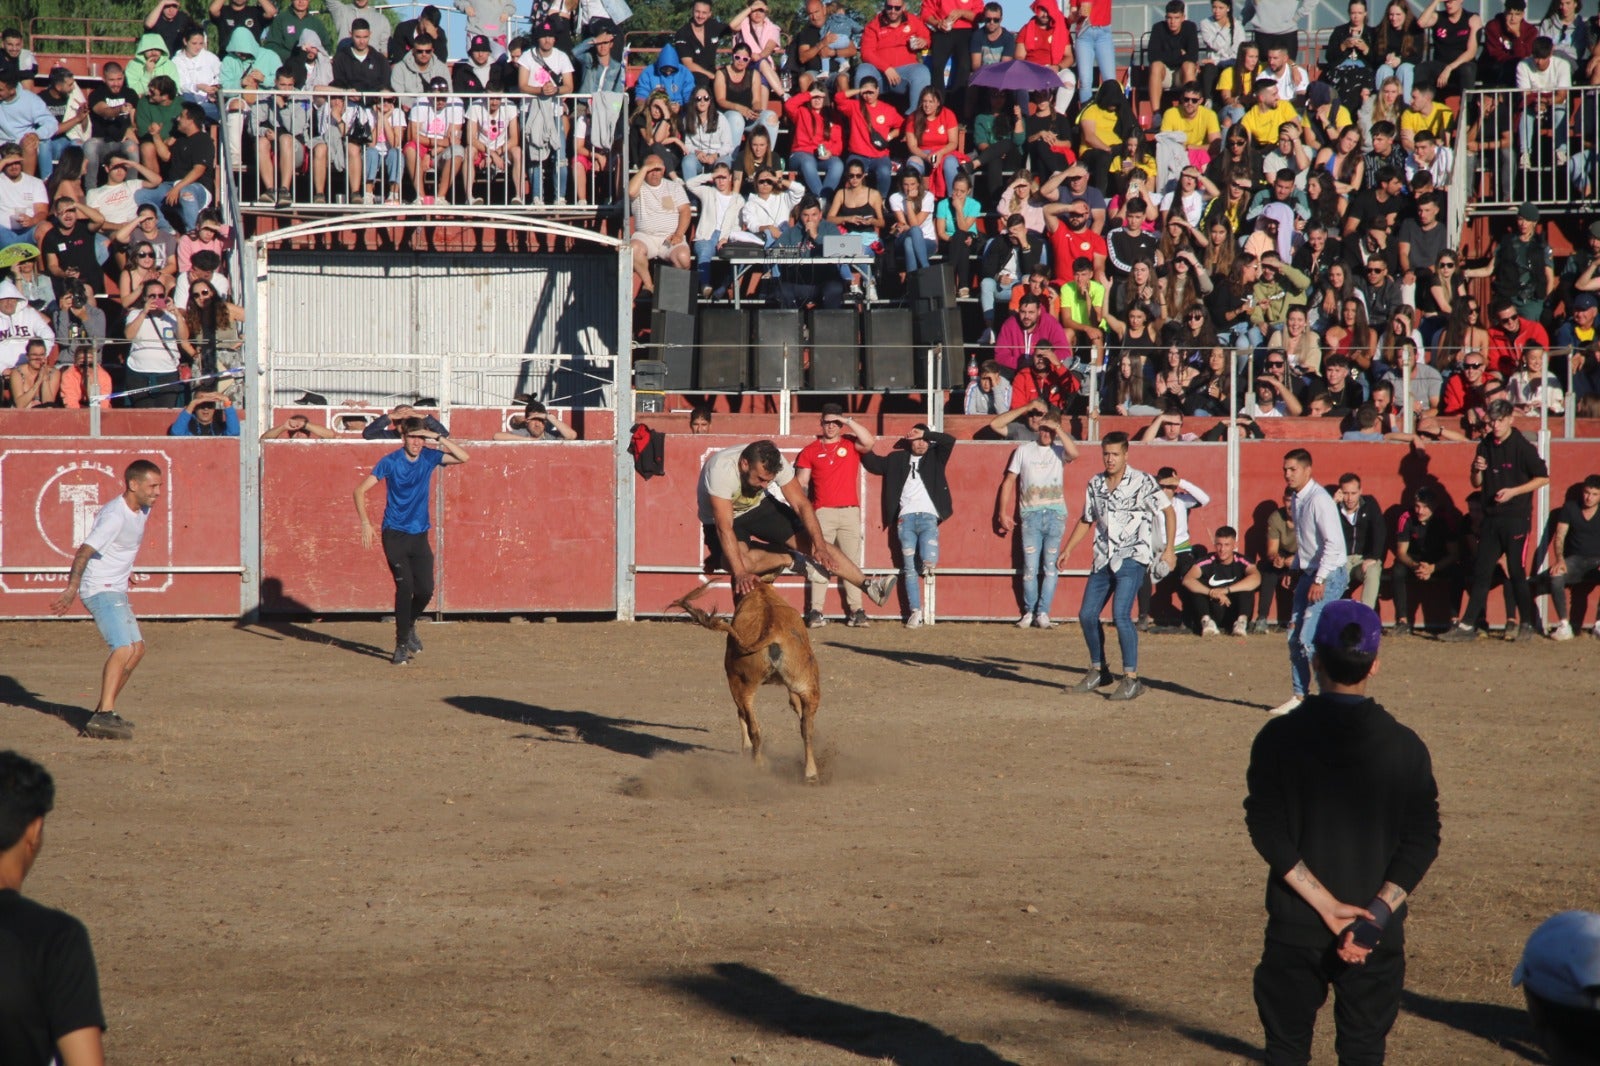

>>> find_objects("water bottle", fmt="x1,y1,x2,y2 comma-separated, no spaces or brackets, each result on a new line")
966,353,979,383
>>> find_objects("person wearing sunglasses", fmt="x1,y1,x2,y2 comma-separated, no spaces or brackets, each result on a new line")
968,1,1016,78
1486,295,1552,378
834,77,901,193
855,0,932,114
1160,82,1222,164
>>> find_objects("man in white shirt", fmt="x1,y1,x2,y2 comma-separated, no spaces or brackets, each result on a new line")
50,459,164,741
172,26,222,120
997,408,1080,629
0,141,47,251
0,279,56,367
1272,447,1350,716
1515,37,1572,167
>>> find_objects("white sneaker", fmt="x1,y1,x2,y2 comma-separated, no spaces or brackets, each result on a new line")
1232,616,1249,637
1268,695,1303,717
905,614,923,629
1015,612,1034,628
1200,616,1220,636
1034,613,1055,629
863,279,879,302
978,327,995,346
1591,621,1600,639
1551,620,1574,641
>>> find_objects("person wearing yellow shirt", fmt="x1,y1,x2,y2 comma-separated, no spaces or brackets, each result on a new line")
1160,81,1222,164
1398,84,1453,152
1077,79,1130,191
1239,76,1298,147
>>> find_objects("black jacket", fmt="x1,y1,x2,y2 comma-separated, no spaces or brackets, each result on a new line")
980,236,1042,282
1477,427,1548,522
1338,493,1387,561
861,432,955,525
333,46,392,93
1245,694,1440,949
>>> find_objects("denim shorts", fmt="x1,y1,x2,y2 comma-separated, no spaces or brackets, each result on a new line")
83,591,142,649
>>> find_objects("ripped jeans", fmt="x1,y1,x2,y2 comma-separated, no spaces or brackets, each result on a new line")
898,511,940,611
1019,507,1068,616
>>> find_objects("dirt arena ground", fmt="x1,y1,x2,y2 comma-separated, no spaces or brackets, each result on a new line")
1,614,1593,1064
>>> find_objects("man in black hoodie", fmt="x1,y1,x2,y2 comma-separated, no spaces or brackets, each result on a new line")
1245,600,1440,1066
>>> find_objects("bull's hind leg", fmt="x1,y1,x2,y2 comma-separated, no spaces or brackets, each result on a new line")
788,689,820,784
730,679,765,767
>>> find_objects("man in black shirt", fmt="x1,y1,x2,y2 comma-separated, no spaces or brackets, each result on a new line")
1245,600,1440,1066
144,0,203,54
1344,163,1405,236
1182,525,1260,636
333,20,392,92
1442,398,1549,641
672,0,731,87
1335,472,1387,609
83,62,140,190
1313,355,1363,416
1389,486,1459,633
40,197,106,296
0,750,108,1066
136,102,213,232
210,0,278,41
1547,474,1600,640
1146,0,1199,114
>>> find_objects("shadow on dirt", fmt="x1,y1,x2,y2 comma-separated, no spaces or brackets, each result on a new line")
1004,975,1261,1060
446,695,711,759
1399,990,1544,1062
669,962,1021,1065
824,643,1064,690
0,675,91,733
236,622,393,661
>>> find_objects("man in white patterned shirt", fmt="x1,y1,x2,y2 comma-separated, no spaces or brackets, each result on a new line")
1058,431,1176,701
1271,447,1350,716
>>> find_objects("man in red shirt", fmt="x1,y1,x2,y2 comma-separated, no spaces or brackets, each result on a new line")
1048,196,1108,284
835,79,903,192
1438,351,1491,424
1017,0,1072,70
1011,341,1080,409
856,0,932,113
922,0,984,100
1487,298,1550,378
796,404,879,627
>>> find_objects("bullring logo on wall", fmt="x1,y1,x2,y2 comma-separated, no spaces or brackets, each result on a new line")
0,451,173,594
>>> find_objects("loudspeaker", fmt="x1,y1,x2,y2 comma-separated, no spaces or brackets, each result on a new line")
863,308,915,389
654,264,694,316
912,307,968,388
752,308,803,390
808,308,859,390
649,309,696,391
909,263,957,310
697,307,749,389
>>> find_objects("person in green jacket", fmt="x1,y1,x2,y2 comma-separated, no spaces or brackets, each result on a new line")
127,32,179,96
260,0,335,62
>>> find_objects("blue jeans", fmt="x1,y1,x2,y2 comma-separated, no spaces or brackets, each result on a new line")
721,108,779,155
134,182,211,233
793,151,844,199
907,152,960,194
848,153,894,194
1079,557,1148,673
38,137,75,179
897,227,932,271
1019,508,1068,615
83,591,142,649
1375,61,1414,99
694,229,721,288
1520,106,1568,158
854,61,931,114
531,139,569,202
980,276,1017,323
0,225,34,249
1075,25,1117,103
365,145,404,187
1287,566,1351,697
897,511,940,611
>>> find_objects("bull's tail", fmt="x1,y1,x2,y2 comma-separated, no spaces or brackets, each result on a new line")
668,583,737,636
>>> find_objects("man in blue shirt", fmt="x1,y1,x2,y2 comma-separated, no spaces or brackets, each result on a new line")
353,417,469,664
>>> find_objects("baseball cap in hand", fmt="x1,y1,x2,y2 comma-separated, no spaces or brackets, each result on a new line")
1312,600,1382,656
1514,911,1600,1009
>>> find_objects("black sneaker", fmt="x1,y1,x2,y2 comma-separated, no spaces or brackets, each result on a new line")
391,646,412,666
845,609,870,628
405,627,423,653
1137,616,1154,633
83,711,133,740
805,610,828,629
1391,621,1412,637
1251,619,1272,635
1067,667,1111,694
1439,625,1479,643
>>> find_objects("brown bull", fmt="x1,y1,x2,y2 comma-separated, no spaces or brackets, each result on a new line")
670,581,821,783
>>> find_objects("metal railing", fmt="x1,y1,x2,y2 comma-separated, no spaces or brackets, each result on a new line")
26,16,144,77
264,351,618,411
220,88,626,212
1455,84,1599,213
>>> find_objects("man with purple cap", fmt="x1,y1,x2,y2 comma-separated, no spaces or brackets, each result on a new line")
1514,910,1600,1064
1245,599,1441,1066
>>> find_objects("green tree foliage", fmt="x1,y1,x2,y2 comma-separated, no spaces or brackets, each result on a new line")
8,0,209,55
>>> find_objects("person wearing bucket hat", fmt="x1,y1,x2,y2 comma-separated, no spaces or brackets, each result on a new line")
1245,598,1440,1066
1515,910,1600,1064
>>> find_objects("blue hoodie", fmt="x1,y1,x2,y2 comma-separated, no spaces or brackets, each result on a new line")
632,42,694,108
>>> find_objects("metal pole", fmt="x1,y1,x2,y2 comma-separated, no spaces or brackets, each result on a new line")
1227,348,1239,533
779,343,791,437
1535,424,1552,628
1087,362,1100,443
933,346,945,432
88,345,102,438
614,243,637,621
1566,353,1576,441
238,240,265,623
1402,355,1413,435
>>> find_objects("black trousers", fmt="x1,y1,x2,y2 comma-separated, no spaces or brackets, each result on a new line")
1389,561,1466,625
925,28,973,103
971,139,1022,202
1255,564,1296,625
1254,938,1406,1066
1186,588,1252,631
1460,513,1535,629
1137,546,1198,621
382,529,435,645
1417,59,1476,93
1254,29,1300,61
944,228,980,291
777,274,844,310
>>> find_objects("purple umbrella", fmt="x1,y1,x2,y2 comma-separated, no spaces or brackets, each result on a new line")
968,59,1065,94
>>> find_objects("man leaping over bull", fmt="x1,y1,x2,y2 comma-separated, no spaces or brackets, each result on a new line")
698,440,898,605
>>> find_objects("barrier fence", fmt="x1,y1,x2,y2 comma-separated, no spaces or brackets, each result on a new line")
1457,84,1600,213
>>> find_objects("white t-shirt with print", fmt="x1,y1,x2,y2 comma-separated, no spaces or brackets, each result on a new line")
1006,440,1068,514
81,497,151,597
